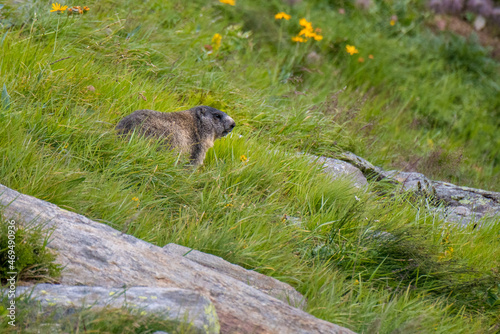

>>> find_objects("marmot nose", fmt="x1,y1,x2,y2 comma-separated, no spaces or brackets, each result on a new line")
229,121,236,129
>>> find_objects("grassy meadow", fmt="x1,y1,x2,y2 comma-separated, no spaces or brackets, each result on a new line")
1,0,499,333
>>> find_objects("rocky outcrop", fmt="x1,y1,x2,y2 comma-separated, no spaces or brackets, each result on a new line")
335,152,500,225
0,184,355,334
162,243,305,309
16,285,219,334
383,170,500,224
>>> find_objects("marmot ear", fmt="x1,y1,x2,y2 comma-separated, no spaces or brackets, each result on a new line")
195,106,206,116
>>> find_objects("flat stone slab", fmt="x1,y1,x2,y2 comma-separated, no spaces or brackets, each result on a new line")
163,243,305,309
14,284,219,334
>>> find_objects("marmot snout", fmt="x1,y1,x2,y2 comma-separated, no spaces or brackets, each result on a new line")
116,106,236,165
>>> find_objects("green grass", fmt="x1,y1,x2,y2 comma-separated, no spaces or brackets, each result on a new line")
0,217,61,283
0,0,499,333
1,297,198,334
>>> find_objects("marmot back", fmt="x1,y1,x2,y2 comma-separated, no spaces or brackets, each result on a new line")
116,106,236,165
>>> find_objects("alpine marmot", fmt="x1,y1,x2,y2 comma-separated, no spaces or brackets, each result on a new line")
115,106,236,165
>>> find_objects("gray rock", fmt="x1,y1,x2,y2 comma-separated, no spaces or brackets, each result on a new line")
315,156,368,188
336,151,388,181
15,284,218,334
383,171,500,223
382,170,434,193
431,181,500,224
0,184,355,334
335,151,500,225
163,243,305,309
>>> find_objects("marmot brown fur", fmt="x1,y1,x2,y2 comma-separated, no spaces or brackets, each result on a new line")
116,106,236,165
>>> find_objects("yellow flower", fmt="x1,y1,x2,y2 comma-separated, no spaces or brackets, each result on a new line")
299,18,313,31
299,28,316,38
50,3,68,13
297,19,322,42
219,0,235,5
313,34,323,41
275,12,291,20
390,20,396,26
212,33,222,51
292,36,307,43
368,54,374,59
346,45,359,55
132,197,139,202
240,155,249,162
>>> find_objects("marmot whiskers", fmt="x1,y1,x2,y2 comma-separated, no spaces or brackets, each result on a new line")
116,106,236,165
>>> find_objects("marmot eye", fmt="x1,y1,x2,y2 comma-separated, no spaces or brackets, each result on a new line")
215,114,222,119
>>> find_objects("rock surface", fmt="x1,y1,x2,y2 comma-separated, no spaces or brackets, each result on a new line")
314,156,368,188
337,152,500,225
0,183,355,334
337,151,388,181
162,243,305,309
15,284,219,334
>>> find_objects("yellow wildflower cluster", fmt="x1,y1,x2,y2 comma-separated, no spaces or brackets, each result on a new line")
132,196,140,208
212,33,222,51
219,0,235,5
240,155,249,163
50,3,89,14
345,45,374,63
275,12,291,20
293,18,323,42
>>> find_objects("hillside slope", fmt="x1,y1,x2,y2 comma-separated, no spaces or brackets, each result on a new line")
1,0,499,333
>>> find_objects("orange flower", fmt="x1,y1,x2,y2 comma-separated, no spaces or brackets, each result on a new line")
368,54,374,59
358,57,365,63
219,0,235,5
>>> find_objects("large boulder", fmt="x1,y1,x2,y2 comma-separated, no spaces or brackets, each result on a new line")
0,184,355,334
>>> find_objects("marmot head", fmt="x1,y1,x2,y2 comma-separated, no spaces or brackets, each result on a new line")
192,106,236,139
